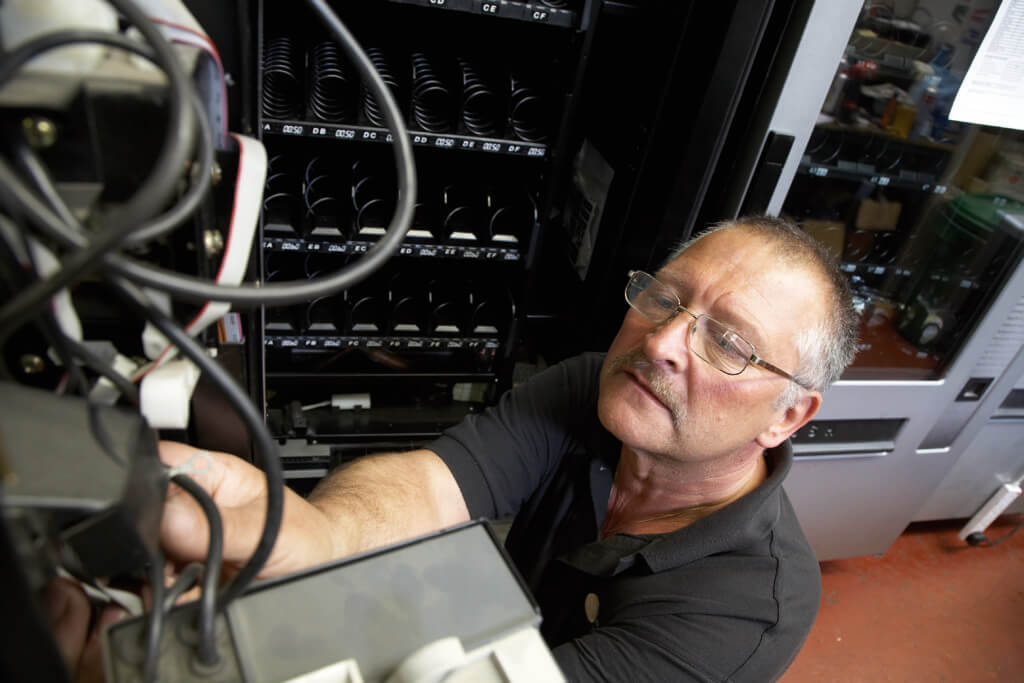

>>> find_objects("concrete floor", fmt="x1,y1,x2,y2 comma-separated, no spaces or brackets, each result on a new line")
782,514,1024,683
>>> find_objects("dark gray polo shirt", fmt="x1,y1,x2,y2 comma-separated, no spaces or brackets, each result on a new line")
429,353,821,682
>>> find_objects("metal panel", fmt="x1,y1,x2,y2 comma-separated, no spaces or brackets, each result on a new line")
762,0,864,216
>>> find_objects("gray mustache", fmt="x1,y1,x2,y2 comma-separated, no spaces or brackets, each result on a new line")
608,349,683,419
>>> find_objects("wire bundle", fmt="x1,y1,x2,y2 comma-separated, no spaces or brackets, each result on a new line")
262,35,304,119
411,51,455,133
0,0,416,679
308,41,357,123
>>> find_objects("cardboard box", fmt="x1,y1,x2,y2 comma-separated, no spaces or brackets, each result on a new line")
855,199,902,231
802,219,846,261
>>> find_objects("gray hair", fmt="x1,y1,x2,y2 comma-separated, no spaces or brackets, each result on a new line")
665,215,858,402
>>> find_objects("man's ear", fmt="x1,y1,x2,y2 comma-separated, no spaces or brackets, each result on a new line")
756,390,821,449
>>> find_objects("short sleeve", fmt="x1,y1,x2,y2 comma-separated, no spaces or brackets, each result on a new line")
428,353,603,520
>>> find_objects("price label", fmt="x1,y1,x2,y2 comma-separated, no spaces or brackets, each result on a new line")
809,166,829,177
482,142,501,152
281,124,304,136
435,137,455,148
527,146,545,157
335,128,355,139
871,176,891,186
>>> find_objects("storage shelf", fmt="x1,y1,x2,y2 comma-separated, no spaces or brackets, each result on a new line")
385,0,578,28
266,371,496,381
262,119,547,158
262,233,522,262
798,160,946,192
814,122,956,153
264,335,501,350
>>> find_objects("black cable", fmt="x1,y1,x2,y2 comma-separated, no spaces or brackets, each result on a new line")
163,562,202,611
170,474,223,666
58,336,140,406
0,1,416,309
143,548,166,683
9,93,214,247
0,4,195,234
109,279,282,610
968,516,1024,548
0,57,212,335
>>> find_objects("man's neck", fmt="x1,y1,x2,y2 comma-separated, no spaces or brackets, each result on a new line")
601,445,768,538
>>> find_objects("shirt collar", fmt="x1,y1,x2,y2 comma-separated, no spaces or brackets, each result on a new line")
564,441,794,577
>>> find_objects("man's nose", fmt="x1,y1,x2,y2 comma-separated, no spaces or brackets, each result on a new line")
641,312,691,371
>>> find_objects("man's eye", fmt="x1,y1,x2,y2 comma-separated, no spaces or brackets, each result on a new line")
715,333,741,355
653,294,676,309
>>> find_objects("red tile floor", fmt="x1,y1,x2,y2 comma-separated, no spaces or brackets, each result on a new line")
781,514,1024,682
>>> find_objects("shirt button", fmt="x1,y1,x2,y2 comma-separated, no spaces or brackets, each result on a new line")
584,593,600,623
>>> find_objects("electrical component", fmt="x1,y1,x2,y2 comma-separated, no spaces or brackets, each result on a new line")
959,479,1023,542
0,381,166,584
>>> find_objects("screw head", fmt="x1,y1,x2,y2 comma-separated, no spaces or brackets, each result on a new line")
20,354,45,374
22,117,58,149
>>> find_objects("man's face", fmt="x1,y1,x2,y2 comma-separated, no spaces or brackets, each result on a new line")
597,228,826,463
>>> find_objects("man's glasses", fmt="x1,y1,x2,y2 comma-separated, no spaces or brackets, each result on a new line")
624,270,809,388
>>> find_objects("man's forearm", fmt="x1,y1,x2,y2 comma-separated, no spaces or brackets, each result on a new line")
307,448,471,561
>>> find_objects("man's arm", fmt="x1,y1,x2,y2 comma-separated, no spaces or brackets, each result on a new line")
307,449,471,560
160,442,469,578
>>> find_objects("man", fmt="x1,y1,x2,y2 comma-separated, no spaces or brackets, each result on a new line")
157,215,858,680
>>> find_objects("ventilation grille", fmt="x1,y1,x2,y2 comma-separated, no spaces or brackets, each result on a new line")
969,294,1024,383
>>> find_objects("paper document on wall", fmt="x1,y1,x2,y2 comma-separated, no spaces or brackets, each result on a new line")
949,0,1024,131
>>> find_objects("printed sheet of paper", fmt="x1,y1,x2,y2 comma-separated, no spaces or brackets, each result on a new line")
949,0,1024,130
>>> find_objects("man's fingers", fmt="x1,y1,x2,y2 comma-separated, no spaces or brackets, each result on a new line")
44,578,91,672
161,486,268,567
159,441,279,511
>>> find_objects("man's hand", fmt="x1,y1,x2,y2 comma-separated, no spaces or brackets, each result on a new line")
44,578,126,683
159,441,335,579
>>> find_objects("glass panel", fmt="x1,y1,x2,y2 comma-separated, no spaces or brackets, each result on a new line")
783,0,1024,380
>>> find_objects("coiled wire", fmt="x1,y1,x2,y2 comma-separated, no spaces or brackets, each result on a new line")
411,51,454,133
308,41,357,122
459,57,501,137
362,48,400,127
262,35,303,119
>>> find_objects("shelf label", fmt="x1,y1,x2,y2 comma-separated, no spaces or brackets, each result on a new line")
482,142,501,152
434,137,455,148
871,175,891,186
281,124,304,136
336,128,356,139
809,166,829,177
527,146,545,157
